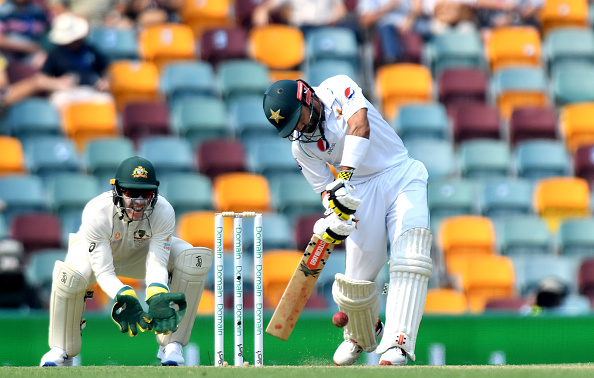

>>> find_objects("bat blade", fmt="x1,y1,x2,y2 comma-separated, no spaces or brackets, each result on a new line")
265,234,335,340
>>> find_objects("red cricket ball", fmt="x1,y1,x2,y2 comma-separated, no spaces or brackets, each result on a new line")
332,311,349,328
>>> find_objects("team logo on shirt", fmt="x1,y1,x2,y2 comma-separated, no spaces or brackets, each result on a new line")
344,87,355,100
318,138,329,151
134,230,151,240
336,108,343,118
132,166,148,178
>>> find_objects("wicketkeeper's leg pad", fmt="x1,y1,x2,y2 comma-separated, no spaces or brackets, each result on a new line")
157,247,213,347
332,273,381,353
48,261,89,357
376,227,433,362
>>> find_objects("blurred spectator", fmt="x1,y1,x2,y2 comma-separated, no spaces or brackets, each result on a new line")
103,0,183,30
525,276,569,315
421,0,478,36
0,0,50,69
38,12,112,110
46,0,120,28
477,0,542,37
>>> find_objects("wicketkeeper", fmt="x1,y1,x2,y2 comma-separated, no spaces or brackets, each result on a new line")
263,76,433,366
40,156,212,367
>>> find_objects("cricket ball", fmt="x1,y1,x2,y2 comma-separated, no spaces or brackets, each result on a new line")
332,311,349,328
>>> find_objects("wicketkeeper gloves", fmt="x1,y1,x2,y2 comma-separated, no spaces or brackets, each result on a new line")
145,283,187,335
111,286,151,337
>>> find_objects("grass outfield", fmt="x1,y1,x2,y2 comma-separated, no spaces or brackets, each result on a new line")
2,365,594,377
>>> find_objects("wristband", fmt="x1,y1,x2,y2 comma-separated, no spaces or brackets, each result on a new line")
337,170,353,181
340,135,370,170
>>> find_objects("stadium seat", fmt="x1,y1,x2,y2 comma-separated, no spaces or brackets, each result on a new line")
244,135,300,180
577,258,594,306
261,249,304,308
450,103,501,144
405,139,457,180
497,215,552,256
84,137,136,190
87,27,138,62
159,61,218,102
294,213,325,251
138,136,195,179
47,173,101,224
437,68,487,108
5,98,62,142
479,178,534,218
558,218,594,258
158,172,213,217
23,248,67,308
217,59,271,103
268,173,325,220
424,288,469,314
438,215,496,265
521,255,579,295
485,26,542,72
373,30,424,66
108,60,160,111
574,144,594,188
10,212,62,256
178,0,232,39
490,66,550,120
392,102,449,142
424,30,485,76
542,27,594,73
514,139,571,180
200,27,249,67
375,63,433,121
458,139,511,179
0,174,48,224
62,99,119,151
212,172,272,213
539,0,589,36
552,64,594,107
559,102,594,153
304,59,358,87
22,136,83,182
483,297,528,312
428,178,478,232
241,212,296,250
0,136,26,176
196,288,215,315
122,100,171,145
197,138,247,180
508,106,558,146
247,24,305,82
138,23,196,71
304,26,359,71
229,95,279,141
170,96,232,149
176,211,234,251
533,176,591,232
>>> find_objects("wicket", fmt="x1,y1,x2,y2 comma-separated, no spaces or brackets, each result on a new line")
214,211,264,367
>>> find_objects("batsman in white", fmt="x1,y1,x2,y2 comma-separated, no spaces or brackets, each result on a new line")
39,156,213,367
262,76,433,366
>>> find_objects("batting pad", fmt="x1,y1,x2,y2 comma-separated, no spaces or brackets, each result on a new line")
157,247,213,347
332,273,381,353
48,261,88,357
376,227,433,361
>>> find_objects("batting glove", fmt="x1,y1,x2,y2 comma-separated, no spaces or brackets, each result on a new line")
313,212,357,244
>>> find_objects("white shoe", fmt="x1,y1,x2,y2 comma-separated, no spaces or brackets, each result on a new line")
157,342,184,366
40,347,73,367
379,347,407,366
333,319,384,366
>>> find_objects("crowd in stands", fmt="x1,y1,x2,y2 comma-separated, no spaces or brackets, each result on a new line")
1,0,594,316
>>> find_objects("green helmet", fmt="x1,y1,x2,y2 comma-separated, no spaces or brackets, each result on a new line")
263,80,308,138
113,156,159,190
111,156,160,221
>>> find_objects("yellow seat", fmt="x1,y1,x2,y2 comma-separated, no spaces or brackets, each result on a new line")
179,0,232,39
539,0,589,36
176,211,234,251
138,23,196,71
486,26,542,72
108,60,160,111
89,277,144,310
213,172,272,213
559,102,594,153
62,99,119,151
0,136,26,175
375,63,433,121
462,254,516,313
261,249,304,308
438,215,497,266
196,288,215,315
533,176,591,232
424,288,468,314
248,24,305,82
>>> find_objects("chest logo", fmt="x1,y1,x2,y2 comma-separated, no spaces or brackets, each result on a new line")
345,87,354,100
134,230,151,240
318,138,329,152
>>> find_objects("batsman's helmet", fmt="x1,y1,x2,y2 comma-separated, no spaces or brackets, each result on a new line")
111,156,159,221
263,79,317,138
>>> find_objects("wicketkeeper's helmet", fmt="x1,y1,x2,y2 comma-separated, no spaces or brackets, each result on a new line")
111,156,159,221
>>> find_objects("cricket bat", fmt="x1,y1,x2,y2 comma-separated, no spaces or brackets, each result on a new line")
266,234,336,340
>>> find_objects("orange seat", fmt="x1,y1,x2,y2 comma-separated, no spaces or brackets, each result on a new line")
62,100,119,151
486,26,542,72
179,0,232,39
0,136,26,175
261,249,303,308
533,176,591,232
248,24,305,82
424,288,468,314
138,23,196,71
539,0,589,36
88,277,144,310
559,102,594,153
213,172,272,213
196,288,215,315
375,63,433,121
108,60,160,111
461,254,516,313
176,210,234,251
438,215,497,266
